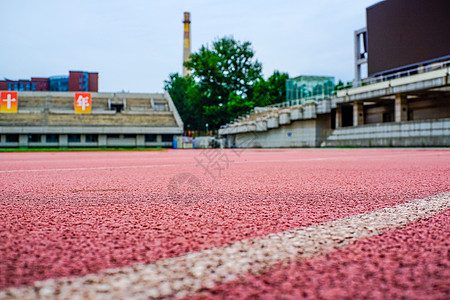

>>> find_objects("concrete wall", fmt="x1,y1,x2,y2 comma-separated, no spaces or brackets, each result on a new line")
408,98,450,121
323,118,450,147
365,104,394,124
0,133,174,148
364,98,449,125
232,117,331,148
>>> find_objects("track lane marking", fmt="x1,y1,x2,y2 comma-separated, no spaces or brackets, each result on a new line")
1,192,449,299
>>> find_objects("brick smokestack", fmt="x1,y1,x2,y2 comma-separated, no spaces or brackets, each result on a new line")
183,12,191,77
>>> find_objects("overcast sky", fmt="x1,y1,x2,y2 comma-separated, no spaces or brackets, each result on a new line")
1,0,378,93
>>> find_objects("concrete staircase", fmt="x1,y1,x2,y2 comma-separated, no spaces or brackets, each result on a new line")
219,99,331,136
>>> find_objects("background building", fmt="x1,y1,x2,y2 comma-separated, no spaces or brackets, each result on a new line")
0,71,99,92
286,76,335,104
220,0,450,148
366,0,450,78
0,91,183,148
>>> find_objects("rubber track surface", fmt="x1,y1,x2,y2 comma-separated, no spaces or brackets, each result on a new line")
0,149,449,289
193,210,450,299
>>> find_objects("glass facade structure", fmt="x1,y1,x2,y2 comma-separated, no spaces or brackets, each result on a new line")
28,134,42,142
145,134,157,142
68,134,81,143
49,76,69,91
46,134,59,143
286,76,335,104
85,134,98,143
82,72,89,91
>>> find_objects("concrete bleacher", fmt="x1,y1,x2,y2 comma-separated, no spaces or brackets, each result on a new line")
219,100,326,136
219,66,450,148
219,100,331,147
0,91,183,148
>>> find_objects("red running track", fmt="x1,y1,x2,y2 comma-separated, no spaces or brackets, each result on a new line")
195,210,450,299
0,149,449,289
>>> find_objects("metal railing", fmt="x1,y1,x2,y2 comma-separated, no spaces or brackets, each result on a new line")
347,58,450,89
267,95,328,108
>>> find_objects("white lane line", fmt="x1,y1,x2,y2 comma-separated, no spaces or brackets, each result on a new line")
0,153,437,173
1,192,449,299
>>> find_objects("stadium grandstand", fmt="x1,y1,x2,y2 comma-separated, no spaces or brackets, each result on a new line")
219,0,450,147
0,91,183,148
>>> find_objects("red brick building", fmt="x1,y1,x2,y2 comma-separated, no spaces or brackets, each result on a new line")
68,71,99,92
0,71,98,92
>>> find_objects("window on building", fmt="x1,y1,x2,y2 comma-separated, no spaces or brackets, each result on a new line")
68,134,81,143
85,134,98,143
107,134,120,139
6,134,19,143
145,134,157,142
383,112,393,123
110,103,124,112
83,72,88,91
123,134,136,139
28,134,42,143
46,134,59,143
31,83,36,91
162,134,173,142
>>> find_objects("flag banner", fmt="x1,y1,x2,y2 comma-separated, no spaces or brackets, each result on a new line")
74,92,91,114
1,91,18,113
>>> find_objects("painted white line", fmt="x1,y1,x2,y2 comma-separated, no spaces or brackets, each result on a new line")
1,192,449,299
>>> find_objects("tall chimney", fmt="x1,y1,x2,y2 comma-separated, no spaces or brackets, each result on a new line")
183,12,191,77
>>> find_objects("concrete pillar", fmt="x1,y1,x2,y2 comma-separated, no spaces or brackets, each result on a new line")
335,107,342,128
157,134,162,143
19,134,28,148
354,28,367,87
59,134,68,148
136,134,145,148
98,134,107,147
353,102,364,126
395,94,407,122
279,113,291,125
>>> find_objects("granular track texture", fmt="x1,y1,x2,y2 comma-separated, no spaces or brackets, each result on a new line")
0,149,449,297
194,210,450,299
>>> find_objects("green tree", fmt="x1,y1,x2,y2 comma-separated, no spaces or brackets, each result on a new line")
164,73,201,131
185,36,263,130
334,80,344,91
253,70,289,107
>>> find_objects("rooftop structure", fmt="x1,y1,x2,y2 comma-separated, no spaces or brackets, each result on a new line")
0,71,99,92
286,75,335,104
354,0,450,85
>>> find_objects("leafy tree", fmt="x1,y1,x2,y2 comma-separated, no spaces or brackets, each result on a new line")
164,73,201,131
227,92,255,116
185,36,263,130
334,80,344,91
166,37,289,131
253,70,289,107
